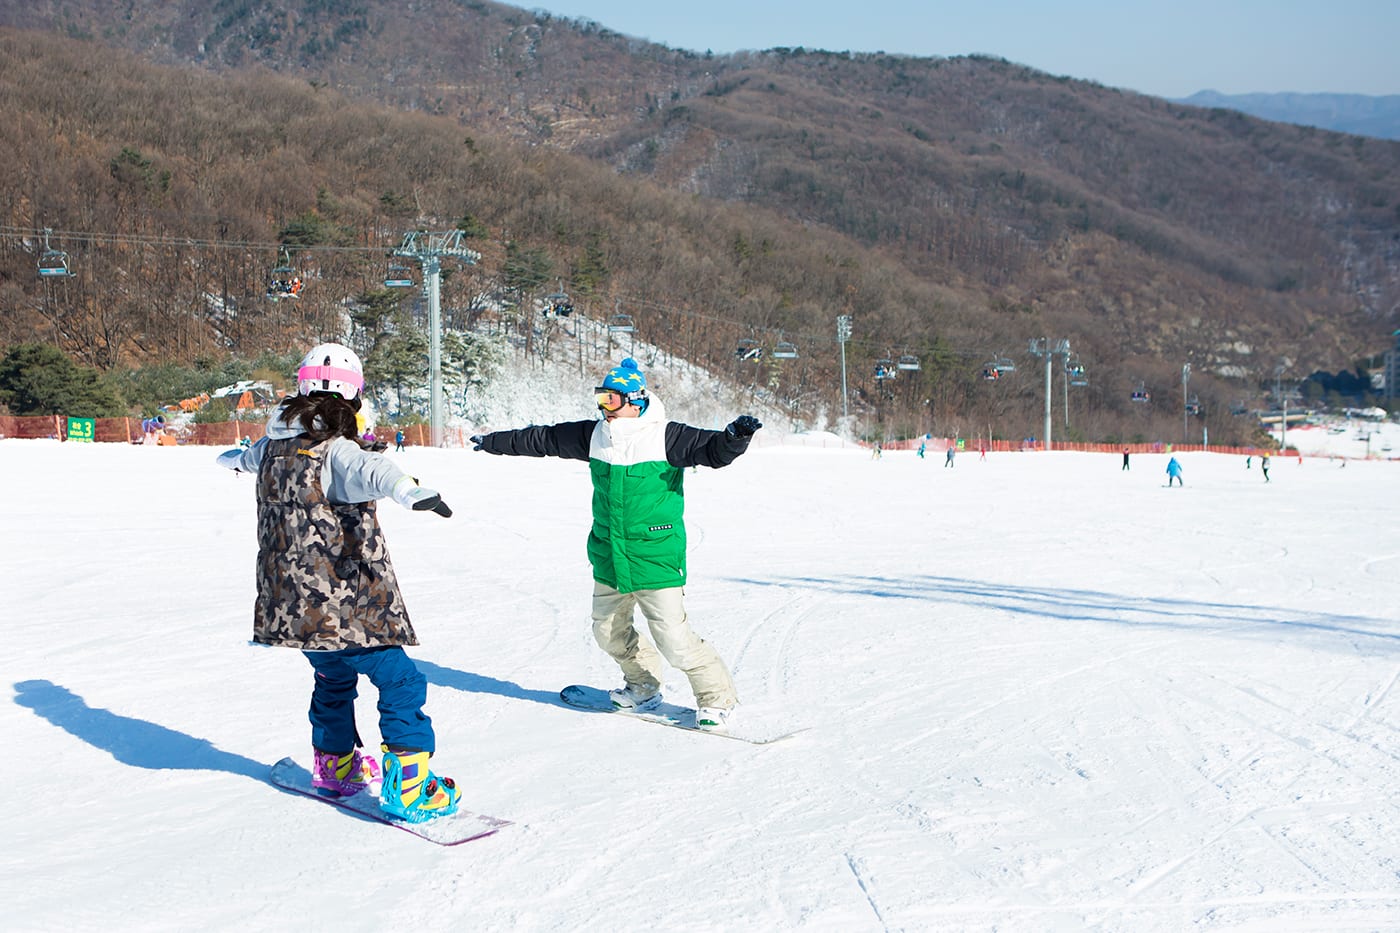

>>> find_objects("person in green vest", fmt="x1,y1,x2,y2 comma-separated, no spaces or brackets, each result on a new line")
470,358,760,731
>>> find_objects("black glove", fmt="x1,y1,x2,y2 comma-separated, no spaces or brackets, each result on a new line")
469,434,486,451
412,494,453,518
393,477,452,517
726,415,762,438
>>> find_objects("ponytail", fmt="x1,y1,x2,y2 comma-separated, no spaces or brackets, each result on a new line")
280,394,364,446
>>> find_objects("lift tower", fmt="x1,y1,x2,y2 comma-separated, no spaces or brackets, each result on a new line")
390,231,481,447
1028,338,1071,451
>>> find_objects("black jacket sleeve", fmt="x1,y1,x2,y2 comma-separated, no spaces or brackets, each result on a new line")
476,420,594,460
665,422,751,469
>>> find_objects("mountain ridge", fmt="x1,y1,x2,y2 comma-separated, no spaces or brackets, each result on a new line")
1177,90,1400,141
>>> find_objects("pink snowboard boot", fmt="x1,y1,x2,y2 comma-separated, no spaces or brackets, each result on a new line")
311,748,382,798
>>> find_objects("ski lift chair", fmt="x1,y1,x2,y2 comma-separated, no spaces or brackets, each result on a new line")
874,359,896,380
897,354,921,371
772,340,799,360
607,313,635,333
384,263,415,288
266,250,299,300
37,228,73,277
994,356,1016,374
37,249,72,277
736,338,763,361
982,362,1001,381
545,292,574,317
1131,382,1151,403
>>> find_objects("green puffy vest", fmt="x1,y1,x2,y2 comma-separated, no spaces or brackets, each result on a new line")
585,412,686,593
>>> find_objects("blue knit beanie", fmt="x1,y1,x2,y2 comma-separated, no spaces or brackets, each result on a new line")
599,358,648,413
601,358,647,394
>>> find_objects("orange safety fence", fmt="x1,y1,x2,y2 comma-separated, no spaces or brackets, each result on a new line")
0,416,469,448
862,437,1304,457
0,416,1328,457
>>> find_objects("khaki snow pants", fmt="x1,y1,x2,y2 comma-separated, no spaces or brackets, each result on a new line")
590,582,738,709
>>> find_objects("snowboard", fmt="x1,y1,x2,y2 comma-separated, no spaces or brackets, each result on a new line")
269,757,511,846
559,685,805,745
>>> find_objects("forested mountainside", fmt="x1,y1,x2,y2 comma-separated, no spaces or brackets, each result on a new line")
2,0,1398,441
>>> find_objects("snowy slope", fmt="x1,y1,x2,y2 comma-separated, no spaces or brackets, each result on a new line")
1272,418,1400,461
3,437,1399,932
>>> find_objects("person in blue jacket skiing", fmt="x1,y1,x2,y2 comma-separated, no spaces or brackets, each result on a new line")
216,342,460,823
470,358,759,731
1166,456,1184,487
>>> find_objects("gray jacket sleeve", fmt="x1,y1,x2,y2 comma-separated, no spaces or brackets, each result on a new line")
215,438,269,473
322,437,415,505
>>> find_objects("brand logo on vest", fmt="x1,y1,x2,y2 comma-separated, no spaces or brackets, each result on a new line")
648,524,673,532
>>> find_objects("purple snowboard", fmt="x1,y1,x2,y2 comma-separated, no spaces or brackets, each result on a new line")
269,757,510,846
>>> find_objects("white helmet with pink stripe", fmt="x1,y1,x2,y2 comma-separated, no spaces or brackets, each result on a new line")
297,342,364,400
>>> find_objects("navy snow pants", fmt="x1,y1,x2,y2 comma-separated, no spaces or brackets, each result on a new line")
303,646,435,754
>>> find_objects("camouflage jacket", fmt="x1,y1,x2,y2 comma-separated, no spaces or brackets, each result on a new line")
253,435,418,650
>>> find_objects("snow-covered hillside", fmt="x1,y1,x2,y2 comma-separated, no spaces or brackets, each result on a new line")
380,317,817,440
1271,417,1400,460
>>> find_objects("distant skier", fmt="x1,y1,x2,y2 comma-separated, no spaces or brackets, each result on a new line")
215,342,461,823
1261,454,1270,482
1166,456,1184,487
394,429,405,452
945,445,956,468
1122,447,1130,470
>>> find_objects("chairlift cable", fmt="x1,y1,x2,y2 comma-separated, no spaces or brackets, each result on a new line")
6,225,1087,375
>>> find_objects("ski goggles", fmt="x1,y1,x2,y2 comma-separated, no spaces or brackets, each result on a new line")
594,387,646,412
595,390,625,412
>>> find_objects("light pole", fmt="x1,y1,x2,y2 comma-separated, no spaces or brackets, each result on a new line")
1273,361,1288,456
391,230,480,447
837,315,852,421
1181,363,1191,445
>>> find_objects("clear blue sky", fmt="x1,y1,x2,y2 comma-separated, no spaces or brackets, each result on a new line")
528,1,1400,98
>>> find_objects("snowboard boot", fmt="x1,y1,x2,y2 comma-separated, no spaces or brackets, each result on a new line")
311,748,381,798
379,746,460,823
609,683,663,712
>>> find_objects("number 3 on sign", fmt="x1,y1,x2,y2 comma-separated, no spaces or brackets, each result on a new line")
67,417,95,443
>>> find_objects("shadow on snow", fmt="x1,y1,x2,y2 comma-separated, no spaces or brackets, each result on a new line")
415,659,565,707
14,665,570,779
722,574,1400,647
12,679,268,780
